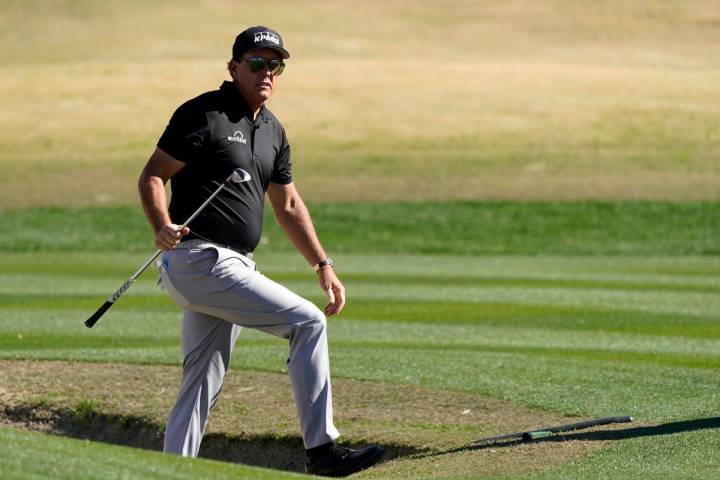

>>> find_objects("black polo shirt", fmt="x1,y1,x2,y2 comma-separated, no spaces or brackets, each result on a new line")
157,81,292,253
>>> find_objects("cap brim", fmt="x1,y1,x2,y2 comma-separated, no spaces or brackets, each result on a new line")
246,46,290,59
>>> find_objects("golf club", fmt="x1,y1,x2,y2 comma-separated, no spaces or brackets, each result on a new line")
466,415,634,448
84,167,251,328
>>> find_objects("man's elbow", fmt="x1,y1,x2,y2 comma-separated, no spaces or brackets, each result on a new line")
137,168,153,193
137,167,164,196
274,195,306,222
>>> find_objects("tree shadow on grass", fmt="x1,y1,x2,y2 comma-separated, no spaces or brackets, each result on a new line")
1,403,422,473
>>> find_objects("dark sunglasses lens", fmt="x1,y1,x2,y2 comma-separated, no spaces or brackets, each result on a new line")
269,60,285,75
248,58,266,72
247,58,285,75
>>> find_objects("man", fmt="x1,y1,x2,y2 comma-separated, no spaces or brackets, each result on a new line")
138,26,384,476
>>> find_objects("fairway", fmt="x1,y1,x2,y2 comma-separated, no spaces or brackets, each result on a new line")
1,216,719,478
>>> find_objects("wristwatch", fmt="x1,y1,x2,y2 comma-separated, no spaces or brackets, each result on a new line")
313,257,334,272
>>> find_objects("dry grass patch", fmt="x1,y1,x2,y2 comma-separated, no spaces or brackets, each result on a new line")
1,1,719,206
0,360,634,477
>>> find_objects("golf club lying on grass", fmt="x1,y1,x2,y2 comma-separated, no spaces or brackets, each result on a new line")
466,415,634,448
84,167,252,328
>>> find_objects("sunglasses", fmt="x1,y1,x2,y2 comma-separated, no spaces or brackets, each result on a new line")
242,57,285,75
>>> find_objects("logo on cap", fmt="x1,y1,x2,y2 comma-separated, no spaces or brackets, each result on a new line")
253,31,280,45
227,131,247,144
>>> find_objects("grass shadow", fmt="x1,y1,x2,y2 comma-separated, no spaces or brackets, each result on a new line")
417,416,720,458
1,403,421,472
539,417,720,444
470,416,720,451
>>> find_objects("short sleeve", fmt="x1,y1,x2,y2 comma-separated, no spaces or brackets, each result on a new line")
271,129,293,184
157,102,208,164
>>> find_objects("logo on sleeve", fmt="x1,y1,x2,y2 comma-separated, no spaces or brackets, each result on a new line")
227,131,247,144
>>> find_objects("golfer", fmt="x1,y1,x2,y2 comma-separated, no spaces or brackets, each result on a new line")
138,26,383,476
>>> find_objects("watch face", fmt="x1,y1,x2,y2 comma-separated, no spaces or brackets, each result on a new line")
315,258,333,271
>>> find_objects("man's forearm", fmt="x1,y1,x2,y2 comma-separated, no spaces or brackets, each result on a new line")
274,197,327,266
138,173,172,235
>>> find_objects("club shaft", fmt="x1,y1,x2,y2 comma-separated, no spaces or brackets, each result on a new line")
178,174,232,229
538,415,633,434
126,173,234,283
85,171,237,328
467,415,633,447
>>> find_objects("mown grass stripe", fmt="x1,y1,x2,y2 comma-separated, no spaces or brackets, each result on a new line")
231,338,720,370
0,294,175,310
342,301,720,338
3,271,718,292
3,202,718,255
359,343,720,370
3,253,719,278
3,333,717,370
265,273,720,293
4,280,716,318
0,334,179,350
255,282,720,318
2,299,718,340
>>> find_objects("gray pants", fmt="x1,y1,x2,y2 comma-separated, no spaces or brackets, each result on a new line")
158,241,340,456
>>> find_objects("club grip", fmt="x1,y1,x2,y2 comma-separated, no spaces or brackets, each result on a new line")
85,301,114,328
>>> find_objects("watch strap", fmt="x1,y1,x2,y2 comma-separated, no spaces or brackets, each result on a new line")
313,257,334,272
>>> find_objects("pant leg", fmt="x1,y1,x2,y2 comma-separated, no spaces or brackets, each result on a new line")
163,310,241,456
162,246,340,449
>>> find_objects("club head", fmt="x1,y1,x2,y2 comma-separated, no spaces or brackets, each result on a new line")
231,168,252,183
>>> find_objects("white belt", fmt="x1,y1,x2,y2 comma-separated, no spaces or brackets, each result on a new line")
175,239,254,259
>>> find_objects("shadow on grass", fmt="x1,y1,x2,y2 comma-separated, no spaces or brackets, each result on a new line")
541,417,720,444
1,404,421,472
461,416,720,452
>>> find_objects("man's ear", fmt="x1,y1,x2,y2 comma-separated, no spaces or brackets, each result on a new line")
228,59,238,79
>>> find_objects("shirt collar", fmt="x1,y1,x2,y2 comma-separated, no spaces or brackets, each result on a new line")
219,81,266,123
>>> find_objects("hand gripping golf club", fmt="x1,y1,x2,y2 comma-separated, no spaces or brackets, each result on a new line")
84,168,251,328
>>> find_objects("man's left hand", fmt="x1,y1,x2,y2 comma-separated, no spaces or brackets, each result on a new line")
318,268,345,316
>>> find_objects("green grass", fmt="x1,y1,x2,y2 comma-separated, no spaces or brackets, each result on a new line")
0,201,719,477
1,250,719,477
526,417,720,479
0,427,304,480
2,201,718,254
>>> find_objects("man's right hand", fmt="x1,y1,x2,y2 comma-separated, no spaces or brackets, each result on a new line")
155,224,190,250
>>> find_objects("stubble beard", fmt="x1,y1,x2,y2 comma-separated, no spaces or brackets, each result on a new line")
233,77,273,109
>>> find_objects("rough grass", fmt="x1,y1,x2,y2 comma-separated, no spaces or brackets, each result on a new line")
1,0,719,206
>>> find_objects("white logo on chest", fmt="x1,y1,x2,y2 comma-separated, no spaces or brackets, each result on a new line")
227,131,247,144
